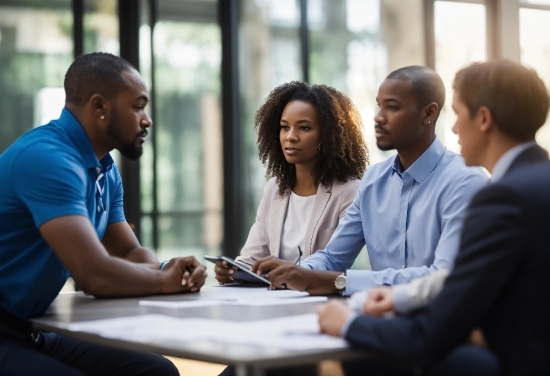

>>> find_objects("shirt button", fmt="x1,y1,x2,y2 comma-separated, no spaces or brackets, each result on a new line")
96,167,101,174
401,265,405,269
407,188,411,193
400,229,405,235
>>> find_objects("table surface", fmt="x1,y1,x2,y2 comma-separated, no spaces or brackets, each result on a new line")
32,285,361,371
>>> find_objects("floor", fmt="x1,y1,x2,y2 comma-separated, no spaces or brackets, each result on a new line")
164,357,344,376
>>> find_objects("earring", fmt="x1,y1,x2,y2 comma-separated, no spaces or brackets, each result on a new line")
427,120,431,124
100,115,105,120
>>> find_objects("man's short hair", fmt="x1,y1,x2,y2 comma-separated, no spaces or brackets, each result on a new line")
453,60,550,141
387,65,446,117
64,52,135,105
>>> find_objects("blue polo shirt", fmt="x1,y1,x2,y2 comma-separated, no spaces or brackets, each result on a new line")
0,109,125,319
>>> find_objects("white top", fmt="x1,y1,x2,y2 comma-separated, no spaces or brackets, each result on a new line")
279,192,315,263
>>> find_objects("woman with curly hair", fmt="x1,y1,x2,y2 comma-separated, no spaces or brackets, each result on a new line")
215,81,369,284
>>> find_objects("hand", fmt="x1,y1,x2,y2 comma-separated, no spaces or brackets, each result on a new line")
362,286,394,316
214,260,237,284
160,256,207,294
317,301,353,337
251,256,309,291
250,255,292,275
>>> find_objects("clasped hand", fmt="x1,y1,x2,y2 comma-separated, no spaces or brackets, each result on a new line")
159,256,207,294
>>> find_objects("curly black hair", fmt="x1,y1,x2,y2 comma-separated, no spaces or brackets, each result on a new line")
255,81,369,196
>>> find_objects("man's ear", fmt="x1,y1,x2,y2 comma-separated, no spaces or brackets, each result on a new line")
477,106,494,133
89,94,111,122
423,102,439,125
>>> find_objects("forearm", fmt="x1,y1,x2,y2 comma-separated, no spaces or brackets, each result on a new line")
77,255,165,298
122,246,159,264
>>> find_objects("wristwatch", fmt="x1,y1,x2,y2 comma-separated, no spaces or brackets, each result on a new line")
334,273,346,295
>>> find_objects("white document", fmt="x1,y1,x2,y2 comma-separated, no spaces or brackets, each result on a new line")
139,296,327,308
63,313,347,351
139,300,220,309
223,296,328,306
208,286,310,300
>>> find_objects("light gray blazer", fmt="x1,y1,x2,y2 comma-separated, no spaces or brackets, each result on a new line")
236,177,360,265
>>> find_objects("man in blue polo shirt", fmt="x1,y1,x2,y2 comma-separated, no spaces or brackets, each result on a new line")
0,53,205,375
251,66,487,296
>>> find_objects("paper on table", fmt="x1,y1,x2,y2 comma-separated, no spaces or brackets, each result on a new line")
139,300,220,309
63,313,347,351
139,296,327,308
223,296,328,306
208,286,310,300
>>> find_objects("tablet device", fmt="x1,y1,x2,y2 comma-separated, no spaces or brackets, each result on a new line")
204,255,270,285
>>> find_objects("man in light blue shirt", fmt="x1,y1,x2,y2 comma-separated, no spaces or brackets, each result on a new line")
253,66,487,295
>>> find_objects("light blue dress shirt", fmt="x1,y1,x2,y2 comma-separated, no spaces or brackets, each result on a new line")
301,137,487,295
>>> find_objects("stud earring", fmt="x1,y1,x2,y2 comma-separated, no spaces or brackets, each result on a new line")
100,115,105,120
427,120,431,124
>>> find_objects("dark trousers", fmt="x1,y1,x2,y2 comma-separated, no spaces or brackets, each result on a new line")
342,345,501,376
0,331,179,376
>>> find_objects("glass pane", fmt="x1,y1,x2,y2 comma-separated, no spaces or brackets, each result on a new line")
0,0,72,153
521,0,550,5
309,0,426,166
83,0,119,54
520,8,550,151
435,1,486,153
151,0,222,262
239,0,302,244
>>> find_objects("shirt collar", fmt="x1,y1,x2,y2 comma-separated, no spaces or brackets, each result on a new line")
391,136,446,184
56,108,114,171
491,141,537,183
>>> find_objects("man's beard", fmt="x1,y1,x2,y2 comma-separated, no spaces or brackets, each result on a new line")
107,110,145,161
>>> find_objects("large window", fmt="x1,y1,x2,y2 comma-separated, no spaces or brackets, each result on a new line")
140,0,223,268
520,5,550,151
434,0,486,153
0,0,72,153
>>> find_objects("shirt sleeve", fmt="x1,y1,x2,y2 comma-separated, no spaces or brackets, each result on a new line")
301,182,366,271
392,269,450,314
12,147,89,227
107,165,126,225
345,172,485,295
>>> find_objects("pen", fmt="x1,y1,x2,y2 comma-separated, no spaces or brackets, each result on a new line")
296,246,303,266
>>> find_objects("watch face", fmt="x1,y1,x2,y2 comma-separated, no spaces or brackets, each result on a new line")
335,274,346,290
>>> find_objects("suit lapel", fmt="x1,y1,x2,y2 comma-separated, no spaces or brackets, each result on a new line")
269,193,289,258
304,184,332,257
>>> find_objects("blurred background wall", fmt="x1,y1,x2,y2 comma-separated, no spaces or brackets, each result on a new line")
0,0,548,271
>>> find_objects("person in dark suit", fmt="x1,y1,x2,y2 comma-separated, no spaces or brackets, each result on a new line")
317,59,550,375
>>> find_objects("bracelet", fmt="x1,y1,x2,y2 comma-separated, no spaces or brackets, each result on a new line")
159,260,169,270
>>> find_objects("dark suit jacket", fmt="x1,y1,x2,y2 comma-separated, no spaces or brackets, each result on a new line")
346,146,549,375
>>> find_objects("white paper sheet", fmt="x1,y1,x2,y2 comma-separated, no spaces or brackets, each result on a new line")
63,313,347,351
139,300,220,309
208,286,310,300
223,296,328,306
139,296,327,308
